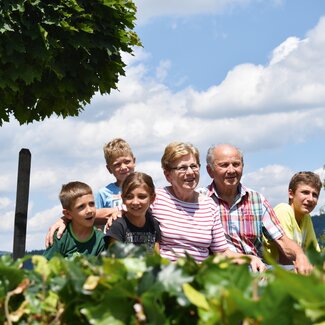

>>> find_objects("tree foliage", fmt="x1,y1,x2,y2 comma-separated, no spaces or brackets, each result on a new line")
0,0,141,125
1,244,325,324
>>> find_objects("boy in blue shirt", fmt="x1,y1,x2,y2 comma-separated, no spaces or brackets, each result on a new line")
95,138,136,230
95,138,136,210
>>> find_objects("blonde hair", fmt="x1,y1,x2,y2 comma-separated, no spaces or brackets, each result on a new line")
122,172,155,199
103,138,134,166
161,142,200,171
59,181,93,209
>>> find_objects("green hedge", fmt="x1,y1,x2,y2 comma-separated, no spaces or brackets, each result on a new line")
1,244,325,324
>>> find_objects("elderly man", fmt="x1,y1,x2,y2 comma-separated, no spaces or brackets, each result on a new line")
203,143,313,274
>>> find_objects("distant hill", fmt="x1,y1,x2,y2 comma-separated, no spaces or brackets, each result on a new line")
312,214,325,239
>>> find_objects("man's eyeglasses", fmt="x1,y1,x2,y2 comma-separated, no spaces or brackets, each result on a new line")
171,164,200,173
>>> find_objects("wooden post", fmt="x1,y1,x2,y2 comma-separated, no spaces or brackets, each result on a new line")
13,149,31,260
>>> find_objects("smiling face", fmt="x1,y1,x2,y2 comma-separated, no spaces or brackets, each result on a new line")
164,153,200,199
64,194,96,229
122,184,155,220
207,145,243,194
107,155,136,186
289,183,319,220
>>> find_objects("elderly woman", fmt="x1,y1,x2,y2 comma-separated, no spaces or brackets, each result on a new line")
151,141,235,262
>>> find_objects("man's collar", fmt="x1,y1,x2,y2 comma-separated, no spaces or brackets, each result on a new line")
208,181,246,199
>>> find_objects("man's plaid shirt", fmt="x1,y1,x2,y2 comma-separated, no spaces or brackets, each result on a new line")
202,182,284,258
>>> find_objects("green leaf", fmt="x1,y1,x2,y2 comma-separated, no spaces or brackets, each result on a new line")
183,283,210,310
32,255,51,279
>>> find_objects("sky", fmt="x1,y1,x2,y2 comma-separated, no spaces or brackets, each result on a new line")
0,0,325,252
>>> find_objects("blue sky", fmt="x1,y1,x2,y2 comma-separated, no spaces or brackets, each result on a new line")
0,0,324,251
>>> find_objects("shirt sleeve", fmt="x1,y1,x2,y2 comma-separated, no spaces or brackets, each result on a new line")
96,233,109,255
106,219,125,242
153,218,161,242
95,191,105,209
43,232,61,259
274,203,295,240
262,199,285,241
210,206,229,253
304,216,320,252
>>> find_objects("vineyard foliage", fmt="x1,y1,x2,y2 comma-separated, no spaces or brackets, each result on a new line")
1,244,325,324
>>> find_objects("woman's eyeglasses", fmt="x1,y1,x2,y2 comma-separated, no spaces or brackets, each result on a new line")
171,164,200,173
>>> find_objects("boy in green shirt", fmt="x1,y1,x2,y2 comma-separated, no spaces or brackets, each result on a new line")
44,181,108,259
265,171,322,263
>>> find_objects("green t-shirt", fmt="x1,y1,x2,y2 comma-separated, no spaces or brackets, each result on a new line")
43,223,108,259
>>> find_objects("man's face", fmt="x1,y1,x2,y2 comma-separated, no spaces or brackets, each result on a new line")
289,183,319,217
207,146,243,191
107,155,136,186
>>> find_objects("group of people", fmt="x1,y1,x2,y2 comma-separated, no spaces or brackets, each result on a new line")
44,138,323,274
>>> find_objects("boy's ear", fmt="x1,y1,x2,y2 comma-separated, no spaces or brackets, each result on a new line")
63,209,72,220
150,193,156,204
288,189,294,201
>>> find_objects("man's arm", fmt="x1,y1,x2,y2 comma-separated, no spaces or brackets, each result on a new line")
222,249,267,272
275,234,313,275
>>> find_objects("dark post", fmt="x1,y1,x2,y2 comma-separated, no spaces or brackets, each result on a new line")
13,149,31,260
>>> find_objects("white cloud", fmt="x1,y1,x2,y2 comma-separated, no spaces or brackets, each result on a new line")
156,60,172,82
269,36,303,65
186,18,325,118
0,210,15,232
0,197,12,209
243,164,293,206
27,205,62,233
0,174,12,192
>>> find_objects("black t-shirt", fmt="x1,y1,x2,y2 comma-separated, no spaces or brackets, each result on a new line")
107,212,161,253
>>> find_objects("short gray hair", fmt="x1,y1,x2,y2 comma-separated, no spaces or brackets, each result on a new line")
206,144,244,166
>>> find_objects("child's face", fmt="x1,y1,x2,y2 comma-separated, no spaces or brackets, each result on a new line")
107,155,135,185
289,183,319,217
122,185,155,219
64,194,96,228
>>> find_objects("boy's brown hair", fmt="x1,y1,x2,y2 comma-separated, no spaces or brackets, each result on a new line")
59,181,93,209
103,138,134,166
288,171,322,204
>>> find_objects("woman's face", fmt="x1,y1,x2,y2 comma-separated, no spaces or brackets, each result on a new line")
164,153,200,196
